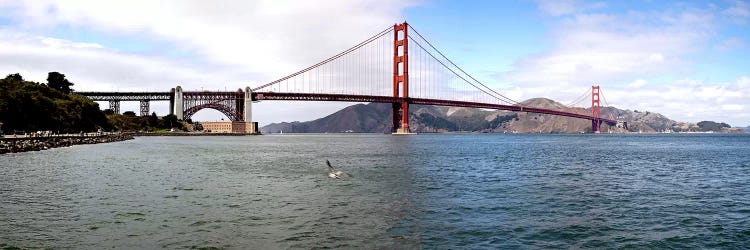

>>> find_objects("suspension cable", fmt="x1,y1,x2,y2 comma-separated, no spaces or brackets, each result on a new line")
253,26,394,91
408,37,517,105
408,25,520,105
600,88,610,107
566,87,591,107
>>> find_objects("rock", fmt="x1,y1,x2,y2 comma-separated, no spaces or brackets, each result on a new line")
0,133,134,154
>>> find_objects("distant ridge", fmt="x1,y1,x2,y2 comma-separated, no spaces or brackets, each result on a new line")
260,98,739,134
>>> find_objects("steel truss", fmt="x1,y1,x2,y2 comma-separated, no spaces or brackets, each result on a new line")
182,91,245,121
75,92,172,101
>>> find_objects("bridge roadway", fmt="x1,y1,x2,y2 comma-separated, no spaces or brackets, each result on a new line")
74,91,615,125
74,92,172,101
252,92,618,125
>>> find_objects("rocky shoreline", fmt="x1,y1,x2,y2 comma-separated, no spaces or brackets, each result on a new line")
133,132,259,136
0,133,134,154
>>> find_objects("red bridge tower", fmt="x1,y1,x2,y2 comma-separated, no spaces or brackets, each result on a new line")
591,85,601,133
392,22,411,134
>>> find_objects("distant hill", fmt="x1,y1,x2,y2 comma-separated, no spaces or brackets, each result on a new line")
260,98,717,134
262,102,392,133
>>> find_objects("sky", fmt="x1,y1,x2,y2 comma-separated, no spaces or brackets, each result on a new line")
0,0,748,126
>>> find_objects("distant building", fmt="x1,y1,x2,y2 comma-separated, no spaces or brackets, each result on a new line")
200,121,258,134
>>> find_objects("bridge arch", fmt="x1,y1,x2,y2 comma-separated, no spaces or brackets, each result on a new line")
183,103,242,121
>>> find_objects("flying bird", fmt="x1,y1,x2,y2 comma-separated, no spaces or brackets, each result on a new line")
326,160,352,179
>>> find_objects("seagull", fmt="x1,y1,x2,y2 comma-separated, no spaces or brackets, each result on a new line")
326,160,352,179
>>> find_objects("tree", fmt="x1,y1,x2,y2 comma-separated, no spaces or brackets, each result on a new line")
123,111,137,117
47,72,74,94
697,121,730,131
106,114,148,132
5,73,23,82
160,114,183,130
148,112,159,127
0,73,110,133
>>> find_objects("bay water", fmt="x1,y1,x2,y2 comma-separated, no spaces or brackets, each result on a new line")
1,134,749,249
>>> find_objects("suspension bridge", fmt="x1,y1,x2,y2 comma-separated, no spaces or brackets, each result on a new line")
78,22,620,134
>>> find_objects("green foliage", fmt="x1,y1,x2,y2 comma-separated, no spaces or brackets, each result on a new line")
107,113,185,132
417,112,517,132
0,72,194,133
488,114,518,129
47,72,74,94
697,121,730,131
419,113,457,131
5,73,23,82
107,113,149,131
148,112,159,127
160,114,183,130
0,73,111,133
193,122,204,131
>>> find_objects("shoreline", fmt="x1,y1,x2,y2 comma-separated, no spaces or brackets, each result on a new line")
132,132,260,136
0,132,261,154
0,133,134,154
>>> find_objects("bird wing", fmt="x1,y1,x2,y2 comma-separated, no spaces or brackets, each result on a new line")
326,160,334,172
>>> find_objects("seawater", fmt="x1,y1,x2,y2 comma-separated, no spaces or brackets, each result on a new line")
1,134,749,249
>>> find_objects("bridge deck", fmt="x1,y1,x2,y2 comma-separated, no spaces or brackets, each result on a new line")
252,92,617,124
75,92,172,101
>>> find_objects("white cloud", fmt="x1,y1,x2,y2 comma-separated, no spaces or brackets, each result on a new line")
2,0,418,78
0,30,211,91
503,10,713,90
714,37,745,51
724,0,750,23
0,0,419,124
40,37,104,49
493,3,750,126
722,104,744,111
598,77,750,126
737,76,750,86
532,0,606,16
627,79,646,88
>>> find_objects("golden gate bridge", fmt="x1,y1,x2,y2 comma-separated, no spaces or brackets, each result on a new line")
77,22,620,134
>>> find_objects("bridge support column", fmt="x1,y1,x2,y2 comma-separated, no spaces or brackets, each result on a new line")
173,86,184,120
592,85,601,133
244,87,252,122
140,100,149,116
169,88,175,115
243,87,255,134
392,22,412,134
109,100,120,114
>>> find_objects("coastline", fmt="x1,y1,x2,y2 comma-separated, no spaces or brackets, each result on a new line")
0,133,134,154
132,132,260,136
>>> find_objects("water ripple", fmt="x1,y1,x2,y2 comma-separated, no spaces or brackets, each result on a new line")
1,134,749,248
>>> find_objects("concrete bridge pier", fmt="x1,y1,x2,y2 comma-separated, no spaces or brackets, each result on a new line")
173,86,183,120
244,87,252,124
